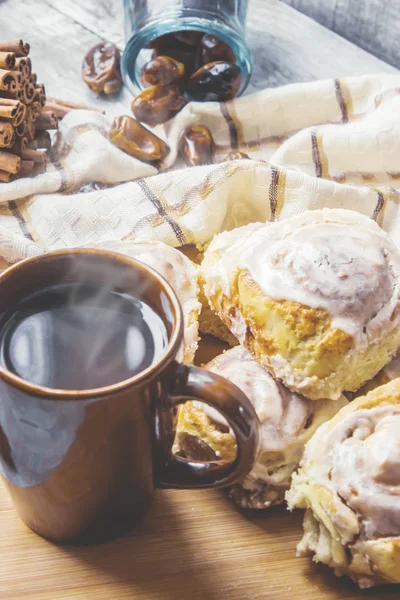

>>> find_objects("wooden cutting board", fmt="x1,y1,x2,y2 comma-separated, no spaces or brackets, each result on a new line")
0,335,399,600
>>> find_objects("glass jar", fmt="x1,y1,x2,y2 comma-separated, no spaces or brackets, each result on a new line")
122,0,252,98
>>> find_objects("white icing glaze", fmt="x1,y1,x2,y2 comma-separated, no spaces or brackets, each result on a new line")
204,222,266,298
304,405,400,539
83,239,201,362
205,209,400,346
195,346,346,484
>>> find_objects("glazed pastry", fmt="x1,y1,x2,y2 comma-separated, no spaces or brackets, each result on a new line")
84,239,201,363
180,245,238,346
287,379,400,588
174,346,347,508
201,209,400,400
198,280,238,347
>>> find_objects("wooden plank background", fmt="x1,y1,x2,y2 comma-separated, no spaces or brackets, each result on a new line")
283,0,400,69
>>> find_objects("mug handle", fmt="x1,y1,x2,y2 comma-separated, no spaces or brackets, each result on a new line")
157,363,260,489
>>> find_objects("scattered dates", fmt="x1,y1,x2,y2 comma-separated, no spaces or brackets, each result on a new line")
140,55,185,87
110,115,169,164
130,30,241,126
131,84,187,127
82,42,122,95
187,61,241,102
179,126,215,167
84,31,243,169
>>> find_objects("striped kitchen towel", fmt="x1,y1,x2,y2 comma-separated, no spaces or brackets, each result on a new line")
0,73,400,268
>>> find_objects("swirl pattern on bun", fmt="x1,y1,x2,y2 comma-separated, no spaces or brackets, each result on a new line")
201,209,400,399
287,379,400,588
174,346,346,508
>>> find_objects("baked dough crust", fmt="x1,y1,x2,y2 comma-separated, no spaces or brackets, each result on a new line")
287,379,400,588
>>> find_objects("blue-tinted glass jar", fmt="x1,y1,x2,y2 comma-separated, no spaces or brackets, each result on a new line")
122,0,252,97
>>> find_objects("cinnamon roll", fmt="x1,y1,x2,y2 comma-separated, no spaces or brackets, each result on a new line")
287,379,400,588
201,209,400,400
83,239,201,363
181,245,239,347
198,279,239,347
174,346,347,508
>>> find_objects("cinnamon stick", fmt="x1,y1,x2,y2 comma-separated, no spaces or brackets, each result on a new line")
0,69,17,92
20,85,28,105
45,97,105,118
24,82,35,104
13,71,22,89
24,122,35,141
43,102,70,119
0,122,15,147
13,57,26,74
0,98,26,126
26,56,32,79
0,150,20,174
26,139,38,150
34,87,46,108
36,111,58,130
26,106,35,123
0,88,23,101
29,73,37,86
32,162,46,176
0,40,30,57
24,57,32,78
21,148,46,163
15,122,26,138
19,160,34,176
46,96,105,113
8,137,28,153
0,52,16,70
32,130,51,150
13,57,31,79
35,83,46,106
0,169,12,182
31,100,41,120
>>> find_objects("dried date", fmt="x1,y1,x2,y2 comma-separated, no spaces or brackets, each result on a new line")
110,115,169,164
187,61,241,102
200,35,236,66
131,84,187,126
179,126,215,166
141,56,185,87
82,42,122,95
146,33,197,76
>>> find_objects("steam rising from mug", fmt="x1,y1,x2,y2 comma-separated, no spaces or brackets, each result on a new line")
0,257,169,390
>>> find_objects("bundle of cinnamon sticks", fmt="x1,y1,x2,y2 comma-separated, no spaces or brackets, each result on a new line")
0,39,107,183
0,39,57,182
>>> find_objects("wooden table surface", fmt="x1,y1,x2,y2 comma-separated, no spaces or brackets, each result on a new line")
0,1,399,599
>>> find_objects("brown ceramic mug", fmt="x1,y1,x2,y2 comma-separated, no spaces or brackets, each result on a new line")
0,249,259,544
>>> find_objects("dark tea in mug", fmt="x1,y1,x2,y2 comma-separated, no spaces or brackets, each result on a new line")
0,249,258,544
0,282,168,390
